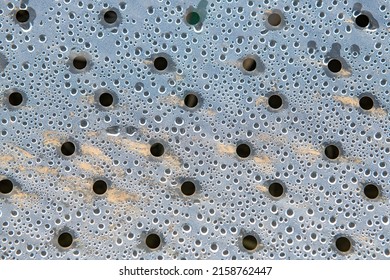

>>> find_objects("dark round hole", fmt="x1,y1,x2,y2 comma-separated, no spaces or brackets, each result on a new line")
324,144,340,160
236,143,251,158
93,180,108,195
268,95,283,109
150,143,164,157
99,92,114,107
153,57,168,71
61,141,76,156
0,179,13,194
8,92,23,106
327,59,342,73
356,14,370,28
181,181,196,196
359,96,374,110
186,11,200,25
104,10,117,24
335,236,352,253
184,93,198,108
242,235,258,251
268,13,282,26
363,184,379,199
269,182,284,198
145,233,161,249
16,10,30,23
73,56,87,70
58,232,73,248
243,58,256,71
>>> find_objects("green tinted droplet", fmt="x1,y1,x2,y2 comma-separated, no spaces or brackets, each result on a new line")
186,12,200,25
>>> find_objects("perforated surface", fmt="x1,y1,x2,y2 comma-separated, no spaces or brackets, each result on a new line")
1,0,390,260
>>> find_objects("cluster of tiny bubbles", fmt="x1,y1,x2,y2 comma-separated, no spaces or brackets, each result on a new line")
0,0,389,260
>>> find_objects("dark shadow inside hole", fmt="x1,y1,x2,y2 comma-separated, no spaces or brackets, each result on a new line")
0,179,13,194
324,145,339,159
93,180,108,195
364,184,379,199
186,11,200,25
184,94,198,108
16,10,30,23
145,233,161,249
150,143,164,157
104,10,117,24
153,57,168,71
9,92,23,106
356,14,370,28
181,181,196,196
335,237,351,253
236,144,251,158
99,92,114,107
61,142,76,156
243,58,256,71
268,13,282,26
327,59,342,73
269,182,284,198
242,235,258,251
359,96,374,110
268,95,283,109
73,56,87,70
58,232,73,248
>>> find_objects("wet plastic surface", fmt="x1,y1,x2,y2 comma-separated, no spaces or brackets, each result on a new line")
0,0,390,259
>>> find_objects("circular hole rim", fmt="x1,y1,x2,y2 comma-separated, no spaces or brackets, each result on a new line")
324,144,341,160
327,59,343,73
242,234,259,251
363,183,380,200
99,92,114,107
267,13,282,27
181,180,196,196
268,94,283,110
94,89,117,109
186,11,201,25
145,233,162,250
103,10,118,24
93,179,108,195
7,91,24,107
150,142,165,157
268,181,285,198
334,236,353,254
15,9,30,23
72,55,88,70
359,96,374,110
184,93,199,109
242,57,257,72
60,141,76,157
57,232,74,248
236,143,251,158
355,14,370,28
0,179,14,195
153,56,168,71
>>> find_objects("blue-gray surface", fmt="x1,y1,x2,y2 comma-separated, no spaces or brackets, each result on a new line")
0,0,389,259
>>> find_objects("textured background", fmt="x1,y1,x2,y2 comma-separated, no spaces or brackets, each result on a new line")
0,0,389,259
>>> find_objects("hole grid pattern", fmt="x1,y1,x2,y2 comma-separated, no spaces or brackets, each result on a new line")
0,0,389,260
